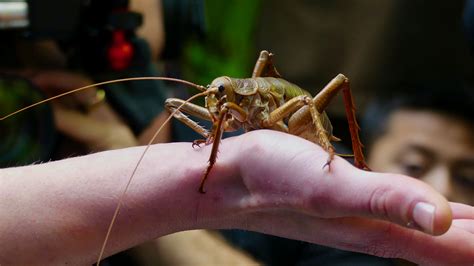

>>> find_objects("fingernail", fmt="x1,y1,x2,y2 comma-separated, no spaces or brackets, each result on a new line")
412,202,435,234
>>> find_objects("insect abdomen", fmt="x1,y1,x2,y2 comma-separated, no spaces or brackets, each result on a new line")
259,77,312,100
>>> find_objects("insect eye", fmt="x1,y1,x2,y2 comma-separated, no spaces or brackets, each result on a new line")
218,85,225,93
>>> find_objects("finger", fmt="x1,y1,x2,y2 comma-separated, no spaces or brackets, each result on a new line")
236,210,474,266
452,219,474,234
324,217,474,265
450,202,474,219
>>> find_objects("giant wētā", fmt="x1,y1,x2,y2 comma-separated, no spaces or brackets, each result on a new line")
165,50,370,193
1,50,370,264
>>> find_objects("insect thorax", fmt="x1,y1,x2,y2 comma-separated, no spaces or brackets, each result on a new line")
223,77,308,131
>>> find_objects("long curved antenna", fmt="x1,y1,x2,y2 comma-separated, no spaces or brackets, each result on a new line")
0,77,206,121
96,90,210,266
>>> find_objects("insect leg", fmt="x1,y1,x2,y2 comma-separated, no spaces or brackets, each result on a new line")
199,106,229,193
307,101,335,169
262,95,335,166
313,74,370,170
199,102,249,193
261,95,308,127
262,95,335,165
165,98,213,146
251,50,282,78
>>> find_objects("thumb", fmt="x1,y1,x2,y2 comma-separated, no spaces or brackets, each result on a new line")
318,157,452,236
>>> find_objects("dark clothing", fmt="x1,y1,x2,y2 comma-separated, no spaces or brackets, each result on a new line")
222,230,396,266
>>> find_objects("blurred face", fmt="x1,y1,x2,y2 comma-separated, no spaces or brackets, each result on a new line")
368,109,474,205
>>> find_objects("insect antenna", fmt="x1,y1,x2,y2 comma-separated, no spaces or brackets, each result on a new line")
335,153,354,157
0,76,206,121
96,89,210,266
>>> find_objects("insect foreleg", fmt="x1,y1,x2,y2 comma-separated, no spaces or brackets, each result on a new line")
165,98,212,139
199,107,228,193
222,102,248,122
198,102,249,193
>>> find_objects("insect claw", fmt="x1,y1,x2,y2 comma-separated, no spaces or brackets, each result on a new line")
322,161,331,170
322,157,332,171
322,147,335,171
357,161,371,171
192,139,206,149
198,176,207,193
198,185,206,194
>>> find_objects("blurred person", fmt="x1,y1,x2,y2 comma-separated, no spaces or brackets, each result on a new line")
362,85,474,205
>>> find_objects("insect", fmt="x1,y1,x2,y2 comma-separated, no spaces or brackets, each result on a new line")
1,50,369,265
165,50,370,193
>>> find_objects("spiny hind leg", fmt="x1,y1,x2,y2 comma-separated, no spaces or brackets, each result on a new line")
313,74,370,170
199,106,232,193
252,50,282,78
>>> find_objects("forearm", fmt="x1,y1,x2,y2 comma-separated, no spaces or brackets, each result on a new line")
0,143,209,265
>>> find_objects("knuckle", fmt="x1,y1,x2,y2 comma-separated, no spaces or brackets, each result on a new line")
368,185,392,219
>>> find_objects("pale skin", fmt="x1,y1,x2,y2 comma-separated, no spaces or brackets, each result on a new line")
0,130,473,265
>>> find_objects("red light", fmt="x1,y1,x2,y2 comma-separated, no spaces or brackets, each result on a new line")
108,30,134,71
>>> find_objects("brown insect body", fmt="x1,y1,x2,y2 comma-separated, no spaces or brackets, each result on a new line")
206,76,334,143
164,51,369,194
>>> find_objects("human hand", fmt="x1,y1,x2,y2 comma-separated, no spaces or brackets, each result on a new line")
0,130,471,265
192,130,473,265
31,70,138,150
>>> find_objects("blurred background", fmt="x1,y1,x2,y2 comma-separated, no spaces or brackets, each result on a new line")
0,0,473,265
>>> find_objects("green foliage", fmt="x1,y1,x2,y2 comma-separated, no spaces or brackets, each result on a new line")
183,0,262,85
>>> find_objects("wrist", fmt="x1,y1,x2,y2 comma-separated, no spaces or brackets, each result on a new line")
125,143,205,234
184,136,253,231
